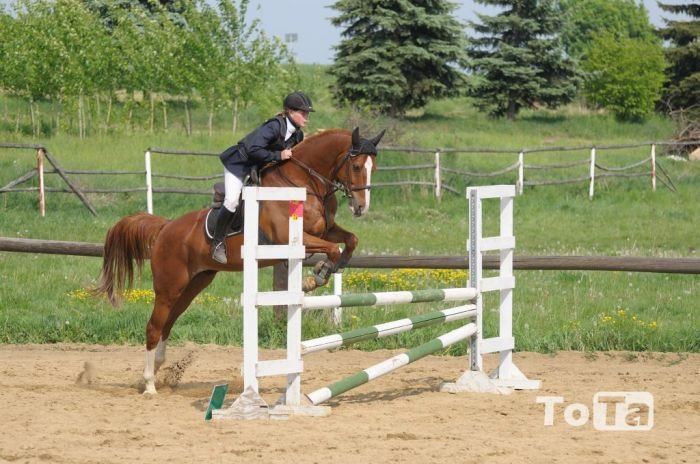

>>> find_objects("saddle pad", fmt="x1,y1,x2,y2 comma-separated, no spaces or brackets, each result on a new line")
204,204,244,240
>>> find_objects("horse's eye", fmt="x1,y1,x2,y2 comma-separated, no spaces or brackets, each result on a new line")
352,164,362,173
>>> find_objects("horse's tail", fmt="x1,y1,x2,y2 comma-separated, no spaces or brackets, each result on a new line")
93,213,169,307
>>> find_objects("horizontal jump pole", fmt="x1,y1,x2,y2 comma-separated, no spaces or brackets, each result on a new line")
305,254,700,274
306,322,477,405
2,237,700,274
301,304,477,355
302,288,477,311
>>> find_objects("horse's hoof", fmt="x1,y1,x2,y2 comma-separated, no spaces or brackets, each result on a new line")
143,385,157,395
313,260,333,286
302,276,317,292
313,260,327,274
314,274,328,286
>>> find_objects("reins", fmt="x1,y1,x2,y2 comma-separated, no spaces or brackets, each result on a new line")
275,150,372,201
265,148,373,239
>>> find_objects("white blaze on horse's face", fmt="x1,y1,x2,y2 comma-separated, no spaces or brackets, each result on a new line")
363,155,373,213
348,154,373,217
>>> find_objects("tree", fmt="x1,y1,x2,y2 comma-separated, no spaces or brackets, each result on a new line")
466,0,579,119
217,0,297,133
560,0,657,60
328,0,468,117
81,0,187,29
582,33,666,120
657,2,700,113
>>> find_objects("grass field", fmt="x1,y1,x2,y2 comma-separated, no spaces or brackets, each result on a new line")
1,67,698,353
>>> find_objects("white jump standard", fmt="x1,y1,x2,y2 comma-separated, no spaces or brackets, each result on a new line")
212,184,539,420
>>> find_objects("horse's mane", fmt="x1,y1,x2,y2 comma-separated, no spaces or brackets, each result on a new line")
296,128,349,149
288,128,351,165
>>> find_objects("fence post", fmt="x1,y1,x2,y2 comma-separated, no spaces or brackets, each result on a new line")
37,147,45,217
651,143,656,192
145,149,153,214
467,187,482,372
589,147,596,199
332,272,343,326
434,151,441,199
517,151,524,195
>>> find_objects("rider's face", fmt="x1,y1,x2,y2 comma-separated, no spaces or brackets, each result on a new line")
289,109,309,128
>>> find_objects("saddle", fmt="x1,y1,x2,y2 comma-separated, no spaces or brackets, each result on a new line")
204,167,260,241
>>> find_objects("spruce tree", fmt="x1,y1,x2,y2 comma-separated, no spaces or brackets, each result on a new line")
466,0,579,119
328,0,468,117
657,2,700,112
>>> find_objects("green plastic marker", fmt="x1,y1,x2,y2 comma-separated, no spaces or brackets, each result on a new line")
205,384,229,421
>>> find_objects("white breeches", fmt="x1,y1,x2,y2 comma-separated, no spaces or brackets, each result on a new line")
223,169,244,212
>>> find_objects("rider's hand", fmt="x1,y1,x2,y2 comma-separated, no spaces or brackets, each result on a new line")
281,149,293,160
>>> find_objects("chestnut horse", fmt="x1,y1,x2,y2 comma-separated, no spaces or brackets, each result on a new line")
94,127,385,394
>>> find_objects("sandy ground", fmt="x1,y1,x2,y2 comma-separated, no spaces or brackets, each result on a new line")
0,344,697,464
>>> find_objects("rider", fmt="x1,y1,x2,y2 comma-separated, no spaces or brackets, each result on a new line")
210,91,315,263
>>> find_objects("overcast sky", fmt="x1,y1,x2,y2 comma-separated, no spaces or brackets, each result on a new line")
250,0,670,64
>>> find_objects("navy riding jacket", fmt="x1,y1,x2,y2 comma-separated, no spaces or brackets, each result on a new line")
220,116,304,178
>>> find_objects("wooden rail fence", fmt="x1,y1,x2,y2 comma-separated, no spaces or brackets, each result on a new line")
1,237,699,274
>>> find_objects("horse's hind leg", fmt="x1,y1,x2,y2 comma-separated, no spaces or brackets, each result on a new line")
143,271,217,395
143,270,190,395
161,270,218,349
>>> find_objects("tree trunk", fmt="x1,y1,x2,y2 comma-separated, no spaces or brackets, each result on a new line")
78,92,85,139
149,92,155,133
127,91,134,133
162,99,168,131
106,93,113,130
95,94,101,133
208,104,214,137
231,97,239,134
35,101,41,136
507,100,517,120
29,97,36,136
184,99,192,136
56,94,63,135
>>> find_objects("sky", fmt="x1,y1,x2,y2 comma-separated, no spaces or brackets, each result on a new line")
250,0,670,64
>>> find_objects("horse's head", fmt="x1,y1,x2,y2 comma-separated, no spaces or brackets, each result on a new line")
339,127,386,217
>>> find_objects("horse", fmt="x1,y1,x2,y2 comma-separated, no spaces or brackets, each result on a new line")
93,127,386,394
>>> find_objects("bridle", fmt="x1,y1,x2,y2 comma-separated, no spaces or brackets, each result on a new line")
285,148,374,201
269,147,374,238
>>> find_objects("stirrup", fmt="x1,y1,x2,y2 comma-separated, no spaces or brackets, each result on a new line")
211,241,228,264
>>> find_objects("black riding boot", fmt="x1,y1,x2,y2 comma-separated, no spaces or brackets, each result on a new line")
211,206,235,263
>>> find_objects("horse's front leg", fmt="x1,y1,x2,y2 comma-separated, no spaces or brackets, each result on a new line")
302,233,343,291
324,223,358,272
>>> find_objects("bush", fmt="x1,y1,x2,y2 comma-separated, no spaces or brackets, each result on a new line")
582,33,667,121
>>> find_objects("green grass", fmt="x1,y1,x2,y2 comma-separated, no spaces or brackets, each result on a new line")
0,67,698,352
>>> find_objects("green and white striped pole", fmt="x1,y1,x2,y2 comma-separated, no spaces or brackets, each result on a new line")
301,304,476,354
306,322,477,405
302,287,477,311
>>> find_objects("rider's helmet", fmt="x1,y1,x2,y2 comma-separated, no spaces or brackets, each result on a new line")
283,91,315,112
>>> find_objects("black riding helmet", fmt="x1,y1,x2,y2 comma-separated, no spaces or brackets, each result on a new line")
283,91,315,112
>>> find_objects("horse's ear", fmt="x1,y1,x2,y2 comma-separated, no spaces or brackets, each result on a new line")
351,127,361,148
370,129,386,147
